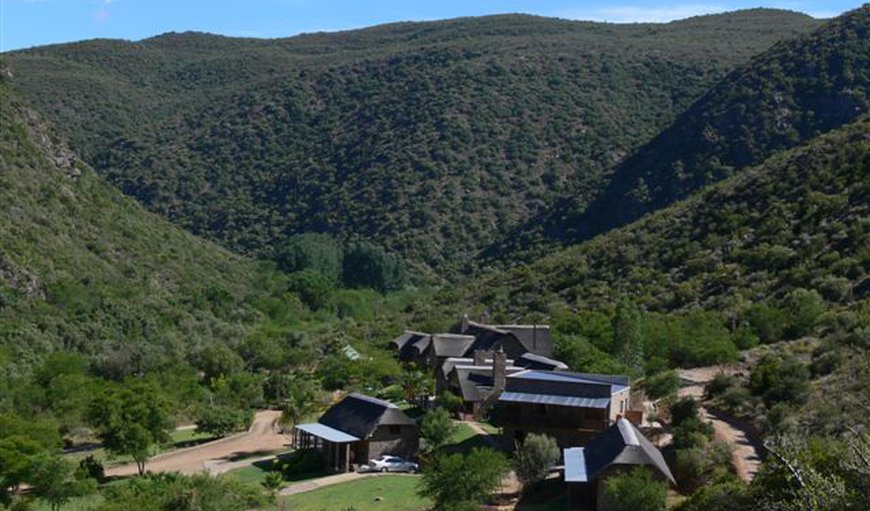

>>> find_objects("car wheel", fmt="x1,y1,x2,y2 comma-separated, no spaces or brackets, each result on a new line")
381,467,388,473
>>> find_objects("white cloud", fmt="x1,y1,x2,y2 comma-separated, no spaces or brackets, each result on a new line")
559,3,728,23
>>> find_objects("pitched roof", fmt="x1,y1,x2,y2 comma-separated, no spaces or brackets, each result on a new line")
431,334,476,358
392,330,431,360
563,419,675,484
495,324,552,356
451,364,524,402
318,393,416,440
516,352,568,371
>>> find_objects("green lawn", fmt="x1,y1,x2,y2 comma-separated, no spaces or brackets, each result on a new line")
443,422,495,454
277,475,430,511
224,450,327,487
64,428,217,466
31,494,104,511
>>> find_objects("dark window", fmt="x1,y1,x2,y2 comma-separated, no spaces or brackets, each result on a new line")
389,426,401,435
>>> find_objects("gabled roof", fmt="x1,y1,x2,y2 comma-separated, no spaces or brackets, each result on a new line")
564,419,675,484
318,393,416,440
392,330,431,360
431,334,476,358
451,364,524,402
495,324,552,356
516,352,568,371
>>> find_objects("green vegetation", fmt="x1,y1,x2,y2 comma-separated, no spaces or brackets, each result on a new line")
509,5,869,255
419,447,509,511
4,11,818,276
601,467,668,511
461,115,869,326
278,475,429,511
420,407,458,453
513,433,560,492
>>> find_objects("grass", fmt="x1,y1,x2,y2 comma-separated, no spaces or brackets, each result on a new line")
224,450,327,487
64,428,217,466
276,475,430,511
30,494,104,511
442,421,496,454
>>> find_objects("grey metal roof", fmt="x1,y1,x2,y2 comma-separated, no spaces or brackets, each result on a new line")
508,370,630,395
563,419,675,485
499,391,611,409
295,422,359,443
564,447,588,482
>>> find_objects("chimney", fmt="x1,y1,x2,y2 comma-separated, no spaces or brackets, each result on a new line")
493,346,507,391
460,313,470,333
473,349,486,366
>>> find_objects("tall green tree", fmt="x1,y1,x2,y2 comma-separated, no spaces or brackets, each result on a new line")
601,467,668,511
613,300,644,373
419,448,509,511
87,382,173,475
29,454,96,511
513,433,560,492
420,408,458,453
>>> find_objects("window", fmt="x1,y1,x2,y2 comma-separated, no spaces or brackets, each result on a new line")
619,400,625,414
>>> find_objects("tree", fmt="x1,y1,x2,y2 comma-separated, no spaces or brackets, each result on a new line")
396,371,433,409
513,433,560,492
0,435,44,505
87,382,173,475
194,406,253,438
342,242,406,292
196,345,244,384
782,288,825,339
642,370,681,401
288,269,335,311
749,354,810,407
418,448,509,511
420,408,458,453
275,233,343,282
601,467,668,511
279,375,323,428
29,454,96,511
612,300,644,373
96,472,269,511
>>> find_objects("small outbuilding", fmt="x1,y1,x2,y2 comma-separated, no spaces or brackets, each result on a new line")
563,418,675,510
292,393,418,473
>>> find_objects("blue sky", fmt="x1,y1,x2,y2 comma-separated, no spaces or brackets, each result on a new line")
1,0,862,52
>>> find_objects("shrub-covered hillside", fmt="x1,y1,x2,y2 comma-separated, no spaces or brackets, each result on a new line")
0,72,281,374
4,10,819,276
460,116,869,316
504,5,868,256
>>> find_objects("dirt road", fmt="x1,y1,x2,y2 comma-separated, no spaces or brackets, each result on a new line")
679,367,761,481
106,410,288,477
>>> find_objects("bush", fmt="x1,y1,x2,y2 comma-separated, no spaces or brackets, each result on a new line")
643,370,681,401
513,433,560,491
76,455,105,483
278,448,327,478
418,448,509,511
601,467,668,511
420,407,458,453
749,354,810,406
195,405,253,438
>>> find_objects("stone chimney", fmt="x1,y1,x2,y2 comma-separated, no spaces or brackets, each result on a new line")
493,346,507,391
473,349,486,366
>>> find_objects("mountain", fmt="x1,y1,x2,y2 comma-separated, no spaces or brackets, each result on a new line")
458,116,869,316
3,10,819,277
497,5,868,260
0,70,286,374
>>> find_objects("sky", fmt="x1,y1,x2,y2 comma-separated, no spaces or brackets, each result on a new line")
1,0,863,52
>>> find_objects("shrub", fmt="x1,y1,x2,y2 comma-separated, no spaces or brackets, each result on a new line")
601,467,668,511
513,433,560,492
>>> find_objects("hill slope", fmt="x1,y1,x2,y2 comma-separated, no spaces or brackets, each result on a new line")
499,5,868,258
0,72,282,374
3,10,819,276
460,116,869,316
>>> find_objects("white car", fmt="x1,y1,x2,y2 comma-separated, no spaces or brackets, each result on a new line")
366,455,419,473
